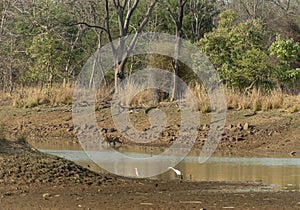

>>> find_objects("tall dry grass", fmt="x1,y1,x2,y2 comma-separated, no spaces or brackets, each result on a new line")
111,79,160,107
9,85,74,108
0,82,299,113
188,83,211,113
190,83,299,113
226,88,300,112
9,84,114,108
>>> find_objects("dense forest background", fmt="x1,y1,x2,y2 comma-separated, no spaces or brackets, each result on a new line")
0,0,299,98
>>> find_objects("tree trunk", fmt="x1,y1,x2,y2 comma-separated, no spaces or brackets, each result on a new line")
114,60,127,88
8,57,13,96
169,0,186,101
77,0,157,90
48,67,53,89
89,53,99,89
8,37,13,95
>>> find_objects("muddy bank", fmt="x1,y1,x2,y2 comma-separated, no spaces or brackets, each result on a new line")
2,179,300,209
0,105,300,209
0,139,300,210
1,105,299,155
0,139,115,186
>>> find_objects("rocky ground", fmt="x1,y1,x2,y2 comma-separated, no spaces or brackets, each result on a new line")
1,104,299,155
0,104,300,209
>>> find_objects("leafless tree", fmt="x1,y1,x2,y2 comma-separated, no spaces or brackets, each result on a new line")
0,0,24,93
74,0,158,89
166,0,187,101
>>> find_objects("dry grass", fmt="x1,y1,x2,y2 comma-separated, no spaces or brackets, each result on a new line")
190,83,299,113
111,79,160,107
188,83,211,113
228,88,299,112
9,85,73,108
0,82,299,113
96,85,114,102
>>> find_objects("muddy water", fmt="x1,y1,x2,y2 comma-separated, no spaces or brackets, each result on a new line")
32,141,300,191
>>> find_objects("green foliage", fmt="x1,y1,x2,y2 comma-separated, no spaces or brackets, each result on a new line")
196,10,299,90
269,35,300,86
150,0,217,42
25,100,38,108
1,0,299,94
0,0,83,87
197,10,271,89
27,33,67,83
218,9,236,28
270,34,299,63
17,135,27,144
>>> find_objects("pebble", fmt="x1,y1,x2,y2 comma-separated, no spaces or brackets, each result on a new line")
202,124,208,130
140,203,153,206
42,193,50,199
236,123,242,130
243,122,249,130
227,124,234,129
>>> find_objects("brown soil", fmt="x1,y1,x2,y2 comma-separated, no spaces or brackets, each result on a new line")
0,104,300,209
1,104,299,155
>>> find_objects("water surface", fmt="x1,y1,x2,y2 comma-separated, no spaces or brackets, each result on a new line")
35,141,300,191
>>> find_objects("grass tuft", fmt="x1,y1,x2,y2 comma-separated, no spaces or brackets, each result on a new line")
0,82,299,113
288,105,299,113
9,85,73,108
16,135,27,144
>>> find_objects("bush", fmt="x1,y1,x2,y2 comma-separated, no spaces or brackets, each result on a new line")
197,10,300,91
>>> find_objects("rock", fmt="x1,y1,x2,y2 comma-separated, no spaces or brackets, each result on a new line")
165,131,171,137
236,123,242,130
67,126,74,132
244,111,256,117
101,128,108,133
42,193,51,199
227,124,234,130
65,117,72,121
243,122,249,130
169,137,176,143
237,137,245,141
110,128,117,132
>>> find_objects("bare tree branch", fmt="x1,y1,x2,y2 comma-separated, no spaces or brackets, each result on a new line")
166,7,177,26
69,22,108,34
136,0,158,33
105,0,113,44
124,0,139,33
122,0,129,9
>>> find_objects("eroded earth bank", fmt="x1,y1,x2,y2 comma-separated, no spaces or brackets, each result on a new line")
0,105,300,209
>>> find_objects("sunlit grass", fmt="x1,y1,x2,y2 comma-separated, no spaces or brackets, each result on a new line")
0,82,299,113
9,85,73,108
